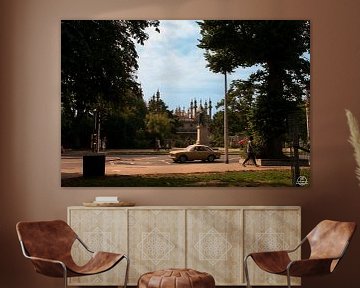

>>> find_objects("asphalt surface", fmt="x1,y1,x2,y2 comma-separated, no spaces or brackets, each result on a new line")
61,152,291,178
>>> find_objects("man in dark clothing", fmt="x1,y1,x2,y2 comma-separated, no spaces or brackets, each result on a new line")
242,136,259,167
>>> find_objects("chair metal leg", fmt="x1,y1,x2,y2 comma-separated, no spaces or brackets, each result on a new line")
244,255,252,288
123,255,130,288
286,269,292,288
61,263,68,288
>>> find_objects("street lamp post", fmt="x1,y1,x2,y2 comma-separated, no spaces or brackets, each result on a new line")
224,71,229,164
305,86,310,145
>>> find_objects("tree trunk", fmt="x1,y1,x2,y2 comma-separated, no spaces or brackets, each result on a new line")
260,137,284,159
259,60,286,159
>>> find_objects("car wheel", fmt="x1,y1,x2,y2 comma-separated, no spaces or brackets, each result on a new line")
207,155,215,162
179,155,187,163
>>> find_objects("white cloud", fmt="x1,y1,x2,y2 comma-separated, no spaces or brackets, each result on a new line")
136,20,255,111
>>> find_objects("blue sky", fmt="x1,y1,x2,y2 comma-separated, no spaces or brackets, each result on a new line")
135,20,257,112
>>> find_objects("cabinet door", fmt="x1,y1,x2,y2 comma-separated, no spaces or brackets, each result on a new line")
128,209,186,284
243,208,301,286
187,209,243,285
68,208,127,286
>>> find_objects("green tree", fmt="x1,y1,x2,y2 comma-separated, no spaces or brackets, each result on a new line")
198,20,310,158
227,79,257,135
146,90,180,145
210,80,257,147
146,112,172,144
102,87,149,148
148,90,169,113
61,20,159,149
209,111,224,146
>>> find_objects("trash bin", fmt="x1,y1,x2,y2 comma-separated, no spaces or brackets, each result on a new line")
83,153,105,177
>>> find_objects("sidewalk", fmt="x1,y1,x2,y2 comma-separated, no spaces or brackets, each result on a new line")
61,148,244,156
105,162,290,176
61,156,291,179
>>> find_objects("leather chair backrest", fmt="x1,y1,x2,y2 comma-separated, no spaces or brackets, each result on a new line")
16,220,77,262
307,220,356,260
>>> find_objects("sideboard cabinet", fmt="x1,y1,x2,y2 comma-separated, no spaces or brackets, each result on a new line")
67,206,301,286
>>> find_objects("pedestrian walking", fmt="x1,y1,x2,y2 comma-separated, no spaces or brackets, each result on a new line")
155,138,161,151
242,136,259,167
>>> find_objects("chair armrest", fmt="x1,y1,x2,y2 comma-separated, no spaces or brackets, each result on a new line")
19,240,67,277
76,236,94,253
287,258,335,277
25,255,64,265
286,237,307,253
25,255,67,277
246,251,292,274
247,250,290,258
245,236,306,258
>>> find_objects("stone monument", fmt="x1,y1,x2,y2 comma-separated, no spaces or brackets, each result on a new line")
196,107,209,145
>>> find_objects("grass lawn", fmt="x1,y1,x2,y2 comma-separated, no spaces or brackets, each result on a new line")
62,169,310,187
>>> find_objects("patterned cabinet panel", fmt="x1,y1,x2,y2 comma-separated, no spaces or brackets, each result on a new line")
128,209,186,284
243,208,301,286
67,208,128,286
67,206,301,286
187,209,243,285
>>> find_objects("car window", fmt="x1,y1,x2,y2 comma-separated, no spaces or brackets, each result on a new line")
186,145,195,151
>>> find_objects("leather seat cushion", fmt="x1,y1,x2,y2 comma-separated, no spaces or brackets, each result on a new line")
138,268,215,288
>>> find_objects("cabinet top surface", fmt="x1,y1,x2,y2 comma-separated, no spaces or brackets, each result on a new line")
68,205,301,210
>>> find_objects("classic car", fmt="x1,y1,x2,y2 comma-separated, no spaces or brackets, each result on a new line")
169,144,221,163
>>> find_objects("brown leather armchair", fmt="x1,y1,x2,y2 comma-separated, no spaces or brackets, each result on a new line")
16,220,129,288
244,220,356,288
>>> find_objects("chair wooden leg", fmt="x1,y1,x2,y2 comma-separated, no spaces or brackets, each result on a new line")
244,255,252,288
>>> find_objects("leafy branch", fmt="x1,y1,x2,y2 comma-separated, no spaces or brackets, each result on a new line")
346,109,360,186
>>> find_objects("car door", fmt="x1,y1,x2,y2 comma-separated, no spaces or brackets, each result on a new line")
187,146,197,161
197,146,208,160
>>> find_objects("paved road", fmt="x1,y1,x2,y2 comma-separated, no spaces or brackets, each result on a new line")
109,154,243,165
61,153,289,178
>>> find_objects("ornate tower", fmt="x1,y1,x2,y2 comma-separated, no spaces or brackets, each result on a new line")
190,99,194,119
208,98,213,119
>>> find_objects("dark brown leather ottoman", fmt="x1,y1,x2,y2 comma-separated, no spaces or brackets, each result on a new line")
138,268,215,288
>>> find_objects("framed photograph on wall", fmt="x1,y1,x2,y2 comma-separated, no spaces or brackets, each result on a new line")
61,20,310,187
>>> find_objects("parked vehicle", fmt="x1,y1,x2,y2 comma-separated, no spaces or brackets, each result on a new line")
169,145,221,163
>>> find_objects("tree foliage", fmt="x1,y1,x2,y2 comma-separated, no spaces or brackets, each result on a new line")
61,20,159,148
145,91,179,145
198,20,310,158
147,91,169,113
146,112,172,142
102,88,149,149
210,80,256,146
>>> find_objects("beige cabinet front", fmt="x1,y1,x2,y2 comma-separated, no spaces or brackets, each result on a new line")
68,206,300,286
243,209,301,286
186,209,243,285
67,208,128,286
128,209,186,284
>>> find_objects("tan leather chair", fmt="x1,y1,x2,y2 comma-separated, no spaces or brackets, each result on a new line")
244,220,356,288
16,220,129,288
